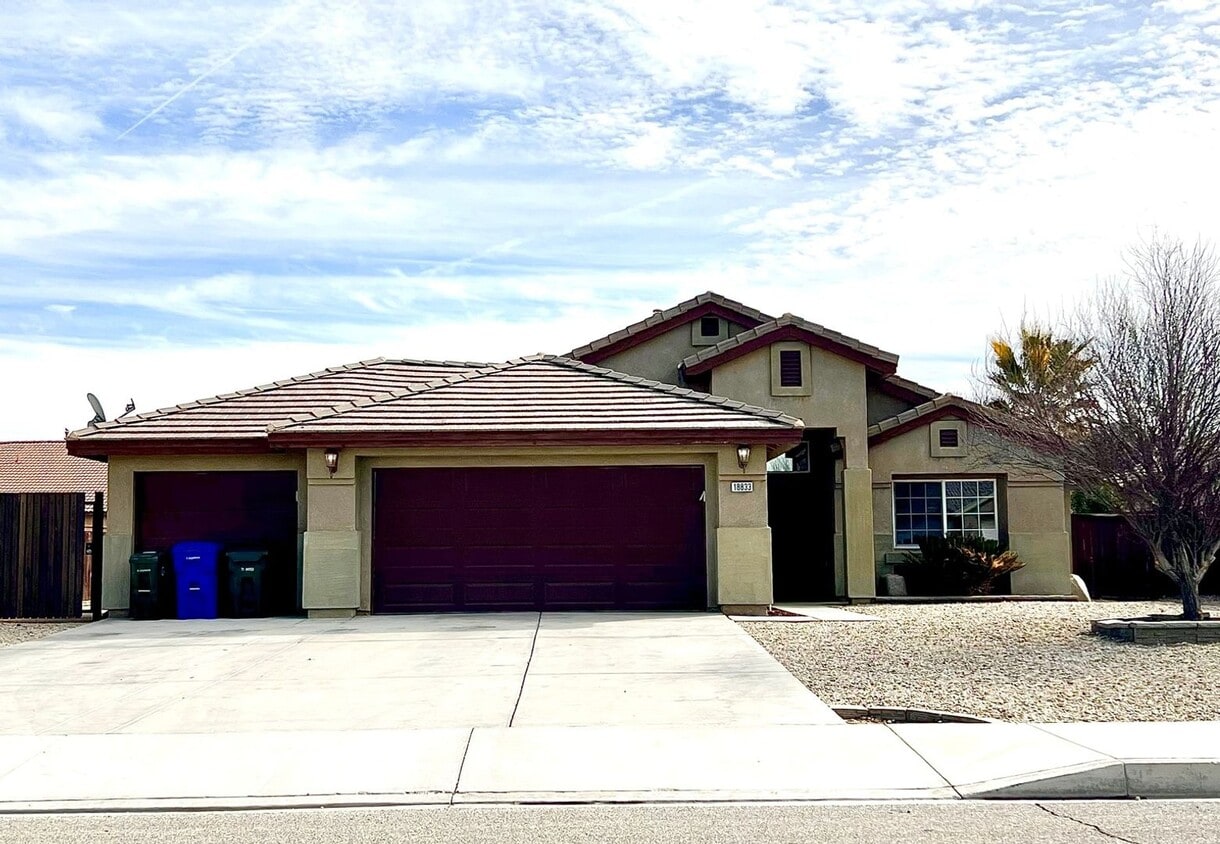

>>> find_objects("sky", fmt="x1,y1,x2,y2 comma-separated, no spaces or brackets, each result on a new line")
1,0,1218,439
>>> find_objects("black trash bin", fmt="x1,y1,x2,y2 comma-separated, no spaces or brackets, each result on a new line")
225,551,270,617
129,551,170,619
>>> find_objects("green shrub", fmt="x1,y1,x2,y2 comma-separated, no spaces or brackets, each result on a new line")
897,535,1025,596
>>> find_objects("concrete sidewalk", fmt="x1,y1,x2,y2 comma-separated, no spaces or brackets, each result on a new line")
1,721,1219,812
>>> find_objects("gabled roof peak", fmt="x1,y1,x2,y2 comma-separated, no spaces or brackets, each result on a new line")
682,312,899,377
570,291,772,363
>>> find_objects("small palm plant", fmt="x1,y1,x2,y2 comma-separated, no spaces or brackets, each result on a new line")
902,535,1025,596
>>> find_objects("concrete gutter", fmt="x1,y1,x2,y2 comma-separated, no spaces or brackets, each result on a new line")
1,722,1219,812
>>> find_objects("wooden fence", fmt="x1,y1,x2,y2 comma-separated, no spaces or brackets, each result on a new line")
0,493,87,619
1072,513,1220,599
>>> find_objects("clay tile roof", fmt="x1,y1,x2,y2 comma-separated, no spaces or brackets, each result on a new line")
0,441,107,494
867,394,980,443
268,355,804,445
67,358,489,445
879,372,941,401
568,291,773,361
682,313,899,376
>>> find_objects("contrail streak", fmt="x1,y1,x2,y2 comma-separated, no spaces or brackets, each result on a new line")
116,2,307,141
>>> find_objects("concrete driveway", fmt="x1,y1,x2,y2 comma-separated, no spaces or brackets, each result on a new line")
0,612,840,735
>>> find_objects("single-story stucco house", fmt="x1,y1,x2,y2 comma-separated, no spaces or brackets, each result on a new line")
67,292,1072,616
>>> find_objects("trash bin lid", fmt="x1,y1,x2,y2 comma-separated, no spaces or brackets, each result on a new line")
225,550,270,562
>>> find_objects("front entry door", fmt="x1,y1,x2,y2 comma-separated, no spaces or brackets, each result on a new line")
768,432,838,602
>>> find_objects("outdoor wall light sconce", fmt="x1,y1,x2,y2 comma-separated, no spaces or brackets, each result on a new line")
324,448,340,476
736,444,752,471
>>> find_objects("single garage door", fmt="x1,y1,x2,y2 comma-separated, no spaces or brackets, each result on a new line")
373,466,707,612
135,471,299,614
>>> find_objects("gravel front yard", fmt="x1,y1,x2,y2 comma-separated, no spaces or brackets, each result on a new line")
743,600,1220,723
0,622,79,649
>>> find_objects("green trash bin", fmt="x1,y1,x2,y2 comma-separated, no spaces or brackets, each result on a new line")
129,551,169,620
226,551,270,618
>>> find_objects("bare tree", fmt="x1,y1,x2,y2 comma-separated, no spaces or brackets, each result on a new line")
980,237,1220,619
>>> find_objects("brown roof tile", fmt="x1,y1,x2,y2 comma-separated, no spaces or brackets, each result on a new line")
268,356,804,446
0,441,107,494
867,394,979,444
68,358,486,444
569,291,773,361
878,372,941,401
682,313,900,376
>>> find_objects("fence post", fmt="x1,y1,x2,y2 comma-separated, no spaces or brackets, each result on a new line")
91,491,104,621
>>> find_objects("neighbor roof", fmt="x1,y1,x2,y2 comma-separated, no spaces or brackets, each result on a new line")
67,358,487,455
867,395,979,445
268,356,805,448
0,441,107,494
682,313,900,376
570,291,772,364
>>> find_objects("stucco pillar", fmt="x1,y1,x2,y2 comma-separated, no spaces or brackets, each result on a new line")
843,466,876,600
714,444,773,613
302,448,361,618
101,459,135,613
1008,482,1073,595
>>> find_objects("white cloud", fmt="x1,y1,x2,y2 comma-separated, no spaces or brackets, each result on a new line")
0,90,102,143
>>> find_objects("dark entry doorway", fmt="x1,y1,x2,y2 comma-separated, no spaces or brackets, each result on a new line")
768,430,838,602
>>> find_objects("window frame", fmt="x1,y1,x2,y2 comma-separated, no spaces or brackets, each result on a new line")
892,478,999,549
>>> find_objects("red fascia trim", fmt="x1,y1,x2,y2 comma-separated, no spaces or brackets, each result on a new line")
684,324,898,377
578,303,767,365
868,406,974,446
65,437,274,458
269,427,804,449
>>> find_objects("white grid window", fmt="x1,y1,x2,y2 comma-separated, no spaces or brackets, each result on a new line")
894,479,998,547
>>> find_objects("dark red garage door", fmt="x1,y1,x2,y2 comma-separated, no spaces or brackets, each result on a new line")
135,471,299,614
373,466,706,612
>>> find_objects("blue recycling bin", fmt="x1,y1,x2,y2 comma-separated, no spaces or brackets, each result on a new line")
172,541,221,619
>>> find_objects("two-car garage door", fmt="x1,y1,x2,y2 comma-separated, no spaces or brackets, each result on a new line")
372,466,707,612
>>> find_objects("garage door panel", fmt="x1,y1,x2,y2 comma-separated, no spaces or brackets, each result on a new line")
373,466,706,613
382,583,458,608
463,582,536,607
543,582,616,608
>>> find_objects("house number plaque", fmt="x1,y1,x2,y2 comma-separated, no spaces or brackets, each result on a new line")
729,481,754,493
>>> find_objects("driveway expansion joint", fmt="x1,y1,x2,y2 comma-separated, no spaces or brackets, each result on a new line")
508,613,542,728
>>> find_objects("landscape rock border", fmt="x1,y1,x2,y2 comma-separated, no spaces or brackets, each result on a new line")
1092,618,1220,644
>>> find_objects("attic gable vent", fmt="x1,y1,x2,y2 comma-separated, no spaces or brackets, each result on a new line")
778,350,803,387
939,428,959,448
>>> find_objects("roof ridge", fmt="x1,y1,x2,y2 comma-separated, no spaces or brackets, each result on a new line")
880,372,941,399
537,355,804,428
66,357,493,439
69,357,392,436
267,361,520,431
568,291,773,359
680,311,899,373
866,393,976,437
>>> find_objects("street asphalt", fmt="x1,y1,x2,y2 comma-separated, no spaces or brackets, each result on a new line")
4,801,1220,843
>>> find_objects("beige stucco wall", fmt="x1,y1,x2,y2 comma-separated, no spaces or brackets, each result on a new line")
709,344,874,598
101,454,306,613
868,421,1072,596
595,319,749,387
866,381,917,425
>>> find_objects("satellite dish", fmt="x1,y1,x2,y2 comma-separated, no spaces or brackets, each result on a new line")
86,393,106,426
